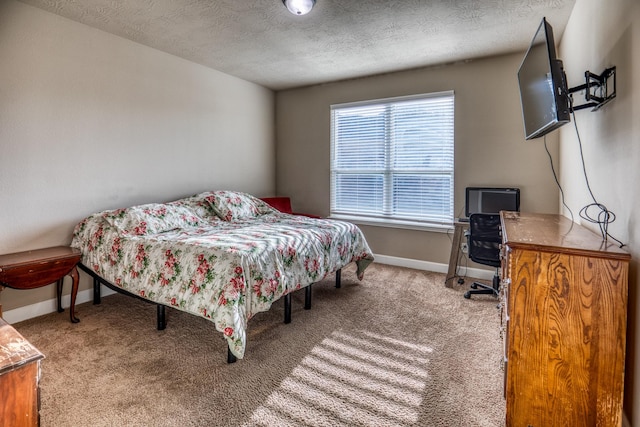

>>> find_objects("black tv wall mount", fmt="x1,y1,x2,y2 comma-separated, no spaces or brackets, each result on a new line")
567,66,616,112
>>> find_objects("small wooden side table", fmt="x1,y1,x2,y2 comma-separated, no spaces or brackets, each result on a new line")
0,246,82,323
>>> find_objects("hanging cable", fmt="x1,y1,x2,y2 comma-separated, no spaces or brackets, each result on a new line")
568,95,625,247
543,135,574,224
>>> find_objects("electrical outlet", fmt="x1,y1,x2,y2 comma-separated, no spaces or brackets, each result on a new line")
461,243,468,254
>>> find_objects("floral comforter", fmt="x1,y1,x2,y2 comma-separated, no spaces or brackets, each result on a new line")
71,191,374,359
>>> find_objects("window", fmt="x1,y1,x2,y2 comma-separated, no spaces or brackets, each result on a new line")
330,91,454,229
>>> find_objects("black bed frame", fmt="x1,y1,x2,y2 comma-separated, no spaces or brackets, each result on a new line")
77,263,342,363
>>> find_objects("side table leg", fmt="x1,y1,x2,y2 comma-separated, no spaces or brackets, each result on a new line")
69,266,80,323
445,223,467,287
56,279,64,313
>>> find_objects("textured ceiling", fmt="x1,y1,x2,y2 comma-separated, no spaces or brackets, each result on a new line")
19,0,576,90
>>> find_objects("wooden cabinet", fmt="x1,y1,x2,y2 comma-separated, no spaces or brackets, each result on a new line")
500,212,630,427
0,318,44,427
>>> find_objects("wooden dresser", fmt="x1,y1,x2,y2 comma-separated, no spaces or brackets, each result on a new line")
0,318,44,427
500,212,630,427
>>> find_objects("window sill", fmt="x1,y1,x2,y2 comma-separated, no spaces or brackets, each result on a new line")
329,214,452,233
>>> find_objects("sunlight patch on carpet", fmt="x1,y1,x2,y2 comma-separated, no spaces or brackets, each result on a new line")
244,329,433,426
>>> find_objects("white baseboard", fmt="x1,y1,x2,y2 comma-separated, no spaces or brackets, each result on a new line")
373,253,495,281
4,255,489,324
3,286,116,325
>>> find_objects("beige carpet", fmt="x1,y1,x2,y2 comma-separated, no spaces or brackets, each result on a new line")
15,263,505,426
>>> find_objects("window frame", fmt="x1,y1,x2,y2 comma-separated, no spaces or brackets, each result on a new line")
330,91,455,231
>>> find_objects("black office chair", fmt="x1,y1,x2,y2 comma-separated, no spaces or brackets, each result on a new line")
464,213,502,299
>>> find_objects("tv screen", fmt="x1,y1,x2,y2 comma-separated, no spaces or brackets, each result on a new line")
465,187,520,218
518,17,570,140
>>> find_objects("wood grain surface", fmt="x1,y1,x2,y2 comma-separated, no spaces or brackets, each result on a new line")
501,212,628,427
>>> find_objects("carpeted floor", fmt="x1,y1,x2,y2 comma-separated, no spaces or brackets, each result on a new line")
15,263,505,426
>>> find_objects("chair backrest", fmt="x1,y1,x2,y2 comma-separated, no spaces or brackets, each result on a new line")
468,213,502,268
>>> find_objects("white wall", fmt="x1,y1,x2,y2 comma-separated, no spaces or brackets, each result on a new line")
0,1,275,310
276,53,560,265
558,0,639,423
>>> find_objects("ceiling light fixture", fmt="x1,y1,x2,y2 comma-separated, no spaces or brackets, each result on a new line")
282,0,316,16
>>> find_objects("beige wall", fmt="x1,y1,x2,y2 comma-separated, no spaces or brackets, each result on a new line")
276,53,560,264
9,0,638,420
558,0,639,422
0,1,275,311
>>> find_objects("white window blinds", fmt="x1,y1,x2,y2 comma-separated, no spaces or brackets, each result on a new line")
330,91,454,228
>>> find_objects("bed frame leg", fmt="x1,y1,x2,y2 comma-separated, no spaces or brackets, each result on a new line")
93,277,101,304
304,284,312,310
157,305,166,330
284,293,291,324
227,346,237,363
335,269,342,288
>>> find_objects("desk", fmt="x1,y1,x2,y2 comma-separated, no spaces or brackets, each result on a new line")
0,246,81,322
445,221,469,287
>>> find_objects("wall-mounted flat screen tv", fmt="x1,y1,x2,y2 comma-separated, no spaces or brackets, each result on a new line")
518,17,570,140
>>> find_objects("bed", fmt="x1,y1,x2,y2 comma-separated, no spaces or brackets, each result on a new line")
71,190,374,361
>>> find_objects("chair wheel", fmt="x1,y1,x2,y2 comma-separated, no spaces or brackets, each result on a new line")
464,291,471,299
457,278,465,285
471,283,478,289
